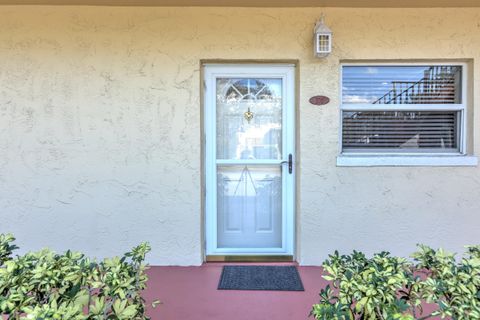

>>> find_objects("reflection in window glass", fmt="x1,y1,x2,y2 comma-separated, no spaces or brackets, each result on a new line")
342,66,462,104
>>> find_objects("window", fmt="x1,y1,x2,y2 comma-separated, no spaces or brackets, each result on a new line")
340,64,467,158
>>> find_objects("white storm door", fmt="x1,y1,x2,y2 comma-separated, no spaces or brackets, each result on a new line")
204,64,295,256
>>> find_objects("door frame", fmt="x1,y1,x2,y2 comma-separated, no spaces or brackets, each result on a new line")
202,63,296,258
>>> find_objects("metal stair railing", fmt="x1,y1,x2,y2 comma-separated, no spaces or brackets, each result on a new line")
373,66,458,105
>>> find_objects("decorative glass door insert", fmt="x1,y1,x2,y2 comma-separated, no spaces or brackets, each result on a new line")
204,65,295,256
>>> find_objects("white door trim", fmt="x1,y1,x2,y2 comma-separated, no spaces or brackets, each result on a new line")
204,64,296,256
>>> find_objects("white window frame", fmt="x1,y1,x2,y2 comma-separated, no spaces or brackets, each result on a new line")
337,61,478,167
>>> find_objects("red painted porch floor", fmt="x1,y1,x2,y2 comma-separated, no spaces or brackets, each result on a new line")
143,263,326,320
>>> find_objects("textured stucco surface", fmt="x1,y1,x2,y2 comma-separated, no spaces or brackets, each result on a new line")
0,6,479,265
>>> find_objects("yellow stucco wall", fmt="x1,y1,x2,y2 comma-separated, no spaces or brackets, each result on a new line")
0,6,479,265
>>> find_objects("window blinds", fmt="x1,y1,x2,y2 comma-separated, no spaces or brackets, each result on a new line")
341,65,463,153
342,111,459,151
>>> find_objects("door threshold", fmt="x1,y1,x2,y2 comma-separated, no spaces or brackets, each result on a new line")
206,255,294,262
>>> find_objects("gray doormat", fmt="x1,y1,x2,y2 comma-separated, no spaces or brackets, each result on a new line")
218,265,304,291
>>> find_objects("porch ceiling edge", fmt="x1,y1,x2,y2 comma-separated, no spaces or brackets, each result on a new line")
0,0,479,8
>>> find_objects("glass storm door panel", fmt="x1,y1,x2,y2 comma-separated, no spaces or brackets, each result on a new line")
204,65,295,256
216,78,283,161
217,166,282,248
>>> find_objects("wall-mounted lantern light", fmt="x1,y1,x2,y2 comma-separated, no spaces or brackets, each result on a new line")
314,15,332,58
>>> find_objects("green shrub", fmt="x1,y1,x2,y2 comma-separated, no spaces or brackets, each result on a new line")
413,245,480,319
311,245,480,320
0,234,157,320
0,234,18,266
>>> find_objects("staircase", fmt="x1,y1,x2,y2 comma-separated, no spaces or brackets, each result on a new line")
373,66,461,104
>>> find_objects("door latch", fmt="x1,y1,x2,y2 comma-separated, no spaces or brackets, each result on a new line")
281,154,293,174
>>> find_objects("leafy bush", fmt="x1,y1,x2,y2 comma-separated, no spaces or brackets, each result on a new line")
0,234,18,266
0,233,157,319
311,245,480,320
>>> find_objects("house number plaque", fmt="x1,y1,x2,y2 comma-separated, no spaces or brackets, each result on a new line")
309,95,330,106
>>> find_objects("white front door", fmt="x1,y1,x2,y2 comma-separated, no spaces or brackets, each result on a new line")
204,64,295,257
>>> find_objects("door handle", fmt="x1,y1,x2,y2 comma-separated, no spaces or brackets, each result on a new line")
281,154,293,174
